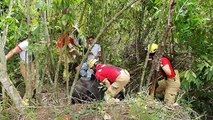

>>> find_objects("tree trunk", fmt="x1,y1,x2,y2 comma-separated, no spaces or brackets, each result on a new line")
0,47,25,113
0,0,25,113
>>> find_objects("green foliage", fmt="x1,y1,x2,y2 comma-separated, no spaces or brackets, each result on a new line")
129,100,162,120
181,58,213,91
181,58,213,116
172,0,213,116
0,111,10,120
175,0,213,60
181,70,200,91
25,108,37,120
128,92,200,120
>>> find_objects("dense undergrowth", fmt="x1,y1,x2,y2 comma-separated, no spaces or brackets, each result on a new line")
0,90,201,120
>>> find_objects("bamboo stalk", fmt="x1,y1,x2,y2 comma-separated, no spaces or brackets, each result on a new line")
42,0,56,85
24,0,32,101
78,0,87,28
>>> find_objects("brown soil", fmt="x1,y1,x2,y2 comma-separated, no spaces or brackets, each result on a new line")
35,101,132,120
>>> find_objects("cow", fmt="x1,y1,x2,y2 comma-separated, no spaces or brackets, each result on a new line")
72,75,124,104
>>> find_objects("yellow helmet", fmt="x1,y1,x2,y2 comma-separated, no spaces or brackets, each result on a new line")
89,59,98,68
147,43,158,53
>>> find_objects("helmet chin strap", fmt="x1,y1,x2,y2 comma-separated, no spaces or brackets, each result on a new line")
148,58,153,61
149,53,156,59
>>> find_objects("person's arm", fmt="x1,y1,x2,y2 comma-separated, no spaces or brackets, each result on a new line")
161,64,172,76
97,50,101,58
79,63,88,76
68,42,74,49
102,78,110,88
6,46,22,61
96,45,102,59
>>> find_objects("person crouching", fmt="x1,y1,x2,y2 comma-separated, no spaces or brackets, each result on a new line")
89,59,130,102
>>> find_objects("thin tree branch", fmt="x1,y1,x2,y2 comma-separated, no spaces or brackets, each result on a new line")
78,0,87,28
1,0,15,47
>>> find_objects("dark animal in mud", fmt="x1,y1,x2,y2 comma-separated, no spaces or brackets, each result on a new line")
72,75,124,103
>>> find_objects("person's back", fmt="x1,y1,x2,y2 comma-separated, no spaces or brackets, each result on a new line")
160,57,176,79
95,64,122,83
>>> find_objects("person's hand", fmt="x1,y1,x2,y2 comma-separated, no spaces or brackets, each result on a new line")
105,84,110,88
75,65,81,72
103,79,110,88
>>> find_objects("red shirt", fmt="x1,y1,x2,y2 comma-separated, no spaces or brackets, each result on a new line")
95,64,122,83
57,34,74,48
161,57,176,79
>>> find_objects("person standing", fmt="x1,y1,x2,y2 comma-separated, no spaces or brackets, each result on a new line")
6,39,36,102
146,43,180,106
57,28,82,63
79,35,101,79
86,35,101,62
57,27,83,80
